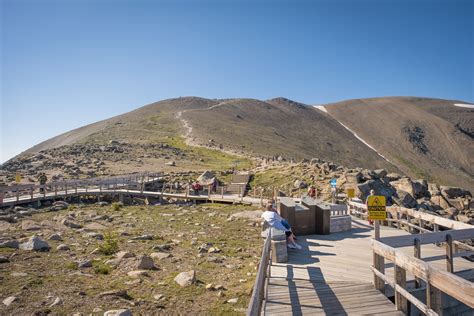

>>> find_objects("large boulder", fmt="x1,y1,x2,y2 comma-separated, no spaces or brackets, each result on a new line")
427,183,440,196
20,235,51,251
357,179,396,201
430,195,452,210
390,178,414,196
411,179,429,199
393,190,417,209
385,173,402,182
174,270,196,287
104,309,132,316
440,186,471,199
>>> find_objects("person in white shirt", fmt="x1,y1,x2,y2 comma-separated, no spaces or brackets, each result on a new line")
261,203,301,249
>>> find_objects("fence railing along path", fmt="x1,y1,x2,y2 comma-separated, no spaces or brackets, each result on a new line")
0,172,265,207
348,200,474,315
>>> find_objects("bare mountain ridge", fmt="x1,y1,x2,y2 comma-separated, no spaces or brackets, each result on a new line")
9,96,474,190
323,97,473,190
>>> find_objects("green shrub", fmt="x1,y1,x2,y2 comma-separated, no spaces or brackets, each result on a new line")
92,261,111,275
111,202,123,211
98,232,119,255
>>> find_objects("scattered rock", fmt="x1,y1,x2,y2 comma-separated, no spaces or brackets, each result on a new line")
48,233,63,241
20,235,51,251
0,255,9,263
21,220,41,231
77,259,93,268
49,297,62,307
174,270,196,287
153,294,165,301
130,234,154,241
116,251,135,260
2,296,18,306
56,244,70,251
127,270,149,278
83,223,107,231
103,309,132,316
150,252,171,260
227,298,238,304
0,240,19,249
440,186,471,199
135,255,155,270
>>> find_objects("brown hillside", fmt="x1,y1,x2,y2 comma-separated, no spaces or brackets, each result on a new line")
324,97,474,190
180,97,394,170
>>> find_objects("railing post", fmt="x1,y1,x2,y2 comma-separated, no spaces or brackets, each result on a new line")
221,186,224,198
395,264,408,314
373,252,385,293
426,281,443,315
414,238,421,288
396,211,401,230
446,234,453,273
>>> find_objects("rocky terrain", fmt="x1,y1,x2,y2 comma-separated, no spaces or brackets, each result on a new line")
0,201,264,315
251,158,473,224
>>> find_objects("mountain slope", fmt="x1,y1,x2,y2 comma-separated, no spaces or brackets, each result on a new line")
180,97,393,170
323,97,474,190
4,96,473,191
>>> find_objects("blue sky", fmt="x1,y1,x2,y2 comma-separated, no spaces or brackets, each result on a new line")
1,0,473,163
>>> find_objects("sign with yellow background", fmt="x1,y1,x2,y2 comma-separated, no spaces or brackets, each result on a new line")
367,195,386,220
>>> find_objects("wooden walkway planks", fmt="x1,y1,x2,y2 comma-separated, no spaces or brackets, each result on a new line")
264,217,473,315
265,280,404,315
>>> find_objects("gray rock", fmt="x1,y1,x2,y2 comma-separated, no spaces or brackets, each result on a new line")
21,220,41,231
56,244,70,251
150,252,171,260
174,270,196,287
116,251,135,260
48,233,63,241
0,255,9,263
130,234,154,241
20,235,51,251
127,270,149,278
358,179,396,201
393,190,417,209
135,255,155,270
61,218,83,229
412,179,428,198
2,296,18,306
77,259,93,268
103,309,132,316
440,186,471,199
0,240,19,249
227,298,238,304
385,173,402,182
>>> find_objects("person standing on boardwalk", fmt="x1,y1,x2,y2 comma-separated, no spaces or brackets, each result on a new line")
38,173,48,193
307,185,317,199
366,189,375,225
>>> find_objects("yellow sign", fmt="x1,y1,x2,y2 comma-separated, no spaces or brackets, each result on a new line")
15,173,21,183
347,188,355,198
367,195,386,220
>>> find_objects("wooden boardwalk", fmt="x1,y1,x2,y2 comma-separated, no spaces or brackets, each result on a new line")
263,218,473,315
0,188,264,207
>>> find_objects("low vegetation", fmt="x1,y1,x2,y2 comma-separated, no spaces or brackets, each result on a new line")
0,202,262,315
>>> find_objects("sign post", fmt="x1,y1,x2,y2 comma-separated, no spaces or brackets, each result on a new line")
367,195,387,240
330,179,337,203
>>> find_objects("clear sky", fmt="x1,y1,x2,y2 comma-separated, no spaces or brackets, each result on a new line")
1,0,473,163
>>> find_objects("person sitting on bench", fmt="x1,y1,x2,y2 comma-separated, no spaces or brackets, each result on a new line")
261,203,301,249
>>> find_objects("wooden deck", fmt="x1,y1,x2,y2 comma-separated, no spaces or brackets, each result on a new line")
264,218,473,315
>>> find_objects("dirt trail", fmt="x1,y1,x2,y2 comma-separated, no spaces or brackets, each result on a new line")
175,102,251,159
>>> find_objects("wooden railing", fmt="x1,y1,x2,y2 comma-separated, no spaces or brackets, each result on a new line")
371,229,474,315
247,229,272,316
0,172,163,205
